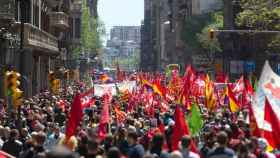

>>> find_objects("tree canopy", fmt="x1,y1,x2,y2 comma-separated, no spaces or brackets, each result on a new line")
72,0,105,58
236,0,280,53
182,11,223,53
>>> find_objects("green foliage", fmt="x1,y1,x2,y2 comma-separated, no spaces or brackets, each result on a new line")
71,0,105,58
236,0,280,53
182,13,212,49
236,0,280,30
182,11,223,53
197,11,223,53
71,46,81,58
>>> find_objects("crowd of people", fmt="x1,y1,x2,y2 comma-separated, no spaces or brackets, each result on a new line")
0,81,279,158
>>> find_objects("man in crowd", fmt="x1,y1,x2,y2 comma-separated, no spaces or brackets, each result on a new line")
0,81,277,158
2,129,23,157
207,131,236,158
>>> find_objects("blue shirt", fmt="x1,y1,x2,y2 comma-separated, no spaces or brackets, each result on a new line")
207,147,236,158
128,144,145,158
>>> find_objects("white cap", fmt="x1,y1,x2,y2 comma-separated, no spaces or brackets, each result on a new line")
168,119,175,126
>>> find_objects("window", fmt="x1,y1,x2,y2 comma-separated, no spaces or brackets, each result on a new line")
75,18,81,38
69,18,74,38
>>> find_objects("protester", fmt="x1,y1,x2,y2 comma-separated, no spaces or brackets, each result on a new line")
150,133,169,158
0,68,279,158
127,131,145,158
207,131,236,158
2,129,23,157
180,135,200,158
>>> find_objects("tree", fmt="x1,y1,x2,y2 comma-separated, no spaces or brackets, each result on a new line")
182,11,223,55
196,11,223,54
72,0,105,58
236,0,280,53
118,49,141,71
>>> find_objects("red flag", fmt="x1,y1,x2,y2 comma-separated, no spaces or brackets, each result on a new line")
216,72,228,83
264,98,280,149
227,85,241,113
0,151,15,158
98,95,110,140
116,62,124,81
152,79,166,97
179,65,196,108
65,94,83,140
248,103,261,137
244,78,254,94
114,106,126,123
172,106,197,152
242,78,254,108
233,76,245,93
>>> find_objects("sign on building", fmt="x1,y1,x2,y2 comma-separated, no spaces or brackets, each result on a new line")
230,60,244,74
244,61,256,73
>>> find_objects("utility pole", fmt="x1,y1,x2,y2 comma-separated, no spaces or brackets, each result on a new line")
17,0,25,130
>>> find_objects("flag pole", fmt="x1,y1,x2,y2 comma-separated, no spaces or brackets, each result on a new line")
108,101,112,135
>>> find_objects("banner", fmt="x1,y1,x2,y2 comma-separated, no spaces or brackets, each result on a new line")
94,81,136,97
253,61,280,129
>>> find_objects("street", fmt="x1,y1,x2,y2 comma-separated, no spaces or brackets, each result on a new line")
0,0,280,158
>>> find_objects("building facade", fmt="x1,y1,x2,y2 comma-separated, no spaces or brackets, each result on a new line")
140,0,222,72
105,26,141,71
0,0,76,97
192,0,222,15
110,26,141,45
141,0,192,71
220,0,280,78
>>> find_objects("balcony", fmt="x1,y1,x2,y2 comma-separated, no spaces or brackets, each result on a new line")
49,12,69,31
14,22,59,54
0,0,15,24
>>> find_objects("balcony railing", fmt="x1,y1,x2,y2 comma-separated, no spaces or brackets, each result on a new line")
14,22,59,53
0,0,15,22
49,12,69,31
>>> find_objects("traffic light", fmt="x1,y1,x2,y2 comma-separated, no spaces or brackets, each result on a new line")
209,28,215,40
48,71,60,94
5,71,23,108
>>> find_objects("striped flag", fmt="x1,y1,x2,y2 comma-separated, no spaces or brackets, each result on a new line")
227,85,240,113
205,75,216,111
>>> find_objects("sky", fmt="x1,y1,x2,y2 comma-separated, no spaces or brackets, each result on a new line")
98,0,144,34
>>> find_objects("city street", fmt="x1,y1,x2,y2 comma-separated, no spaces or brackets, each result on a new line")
0,0,280,158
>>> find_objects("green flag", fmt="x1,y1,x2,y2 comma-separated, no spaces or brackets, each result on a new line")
187,103,203,136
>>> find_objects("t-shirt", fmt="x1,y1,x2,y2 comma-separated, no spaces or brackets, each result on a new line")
207,147,236,158
181,149,200,158
127,144,145,158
